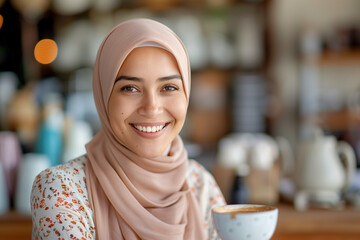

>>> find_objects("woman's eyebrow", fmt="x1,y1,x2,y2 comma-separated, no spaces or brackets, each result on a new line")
115,75,142,83
158,74,182,81
115,74,182,83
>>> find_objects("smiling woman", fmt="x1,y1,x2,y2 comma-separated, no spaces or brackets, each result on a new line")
30,18,225,240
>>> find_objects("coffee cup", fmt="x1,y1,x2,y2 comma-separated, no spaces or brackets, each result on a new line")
212,204,278,240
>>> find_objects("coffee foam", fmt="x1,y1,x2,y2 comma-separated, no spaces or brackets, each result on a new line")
213,205,276,219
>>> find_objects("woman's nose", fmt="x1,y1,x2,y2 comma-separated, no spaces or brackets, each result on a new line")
138,92,162,116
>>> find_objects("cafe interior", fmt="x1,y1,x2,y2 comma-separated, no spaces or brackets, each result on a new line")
0,0,360,239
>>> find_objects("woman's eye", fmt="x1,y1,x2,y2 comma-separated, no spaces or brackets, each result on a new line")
163,85,178,91
120,86,138,92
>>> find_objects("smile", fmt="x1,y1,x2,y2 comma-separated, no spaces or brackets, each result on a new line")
131,123,169,133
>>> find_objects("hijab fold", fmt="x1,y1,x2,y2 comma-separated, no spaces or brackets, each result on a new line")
85,18,206,240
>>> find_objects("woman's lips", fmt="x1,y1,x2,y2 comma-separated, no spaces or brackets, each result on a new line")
130,122,170,138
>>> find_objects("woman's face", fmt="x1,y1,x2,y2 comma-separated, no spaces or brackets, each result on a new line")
108,47,188,158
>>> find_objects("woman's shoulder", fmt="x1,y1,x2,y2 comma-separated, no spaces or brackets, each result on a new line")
44,155,87,176
188,159,212,179
32,155,89,203
31,155,95,239
187,159,219,192
187,159,226,240
34,155,87,184
33,155,88,198
187,159,225,206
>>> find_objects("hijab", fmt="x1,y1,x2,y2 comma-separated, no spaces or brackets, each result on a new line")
85,18,206,240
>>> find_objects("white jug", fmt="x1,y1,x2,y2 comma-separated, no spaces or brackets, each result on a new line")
295,128,356,210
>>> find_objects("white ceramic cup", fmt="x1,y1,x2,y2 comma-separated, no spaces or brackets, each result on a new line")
63,120,92,162
15,153,50,214
212,204,278,240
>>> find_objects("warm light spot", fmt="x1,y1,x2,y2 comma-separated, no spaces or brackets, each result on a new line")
34,39,58,64
0,15,3,30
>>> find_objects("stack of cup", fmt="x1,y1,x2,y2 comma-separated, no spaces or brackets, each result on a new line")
231,74,267,133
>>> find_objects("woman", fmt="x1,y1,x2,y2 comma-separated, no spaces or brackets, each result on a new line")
31,18,225,239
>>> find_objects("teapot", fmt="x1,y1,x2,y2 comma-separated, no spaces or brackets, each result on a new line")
294,128,356,210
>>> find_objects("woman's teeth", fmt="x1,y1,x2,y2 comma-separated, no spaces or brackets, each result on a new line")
134,124,166,133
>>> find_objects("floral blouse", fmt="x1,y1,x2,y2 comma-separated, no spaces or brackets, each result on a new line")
31,155,225,240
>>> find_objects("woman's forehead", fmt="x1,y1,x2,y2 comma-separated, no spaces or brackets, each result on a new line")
117,47,181,76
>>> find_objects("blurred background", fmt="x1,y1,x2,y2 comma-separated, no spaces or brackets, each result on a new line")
1,0,360,238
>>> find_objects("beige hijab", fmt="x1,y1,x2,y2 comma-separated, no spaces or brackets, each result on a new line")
85,18,206,240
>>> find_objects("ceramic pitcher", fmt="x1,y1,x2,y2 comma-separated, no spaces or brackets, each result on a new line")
295,129,356,193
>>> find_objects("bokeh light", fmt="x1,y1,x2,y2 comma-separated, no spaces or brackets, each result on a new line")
34,39,58,64
0,14,3,30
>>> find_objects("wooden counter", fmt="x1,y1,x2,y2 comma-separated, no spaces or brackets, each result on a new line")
273,204,360,240
0,210,32,240
0,204,359,239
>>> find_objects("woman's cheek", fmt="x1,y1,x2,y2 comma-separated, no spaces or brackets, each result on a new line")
171,98,188,122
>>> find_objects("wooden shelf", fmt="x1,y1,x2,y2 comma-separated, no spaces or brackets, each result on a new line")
315,49,360,66
305,110,360,131
273,203,360,239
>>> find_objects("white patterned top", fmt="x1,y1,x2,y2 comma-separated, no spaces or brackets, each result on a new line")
31,155,225,239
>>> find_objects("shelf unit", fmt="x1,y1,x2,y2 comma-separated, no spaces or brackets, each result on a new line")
315,49,360,66
306,110,360,132
300,48,360,132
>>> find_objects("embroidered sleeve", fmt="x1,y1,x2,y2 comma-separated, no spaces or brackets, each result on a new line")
188,160,226,240
31,158,95,240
